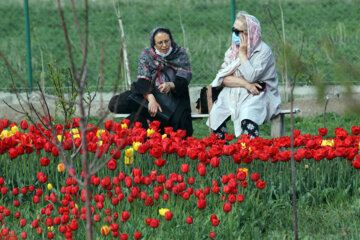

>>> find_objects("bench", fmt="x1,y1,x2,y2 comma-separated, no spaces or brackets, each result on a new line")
112,86,300,138
113,108,300,138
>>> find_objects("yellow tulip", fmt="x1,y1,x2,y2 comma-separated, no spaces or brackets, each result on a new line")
159,208,170,216
132,142,141,151
125,156,134,165
321,139,334,147
98,140,103,146
71,128,79,134
47,183,53,191
57,135,63,142
147,128,155,137
73,134,81,139
96,129,106,139
0,130,12,139
101,225,110,236
162,134,167,139
11,125,19,134
57,163,65,172
125,147,134,157
48,226,54,232
121,123,128,129
241,142,247,149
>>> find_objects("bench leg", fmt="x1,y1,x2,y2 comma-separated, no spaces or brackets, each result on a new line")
271,114,285,138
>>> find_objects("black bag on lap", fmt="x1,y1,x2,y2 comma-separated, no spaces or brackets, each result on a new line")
128,88,178,122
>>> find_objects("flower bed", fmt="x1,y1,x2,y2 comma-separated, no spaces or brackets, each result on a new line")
0,118,359,239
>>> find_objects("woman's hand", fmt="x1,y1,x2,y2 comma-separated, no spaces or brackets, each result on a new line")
158,82,174,94
239,33,248,63
245,82,262,95
146,94,162,117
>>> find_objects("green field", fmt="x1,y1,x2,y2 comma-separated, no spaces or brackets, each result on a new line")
0,0,360,93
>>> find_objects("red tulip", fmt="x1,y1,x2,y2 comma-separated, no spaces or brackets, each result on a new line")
164,211,173,221
318,128,328,136
237,194,245,202
119,233,128,240
353,160,360,169
177,147,187,158
69,219,78,230
37,227,43,234
121,211,131,222
8,148,18,159
20,232,27,239
19,218,26,227
223,202,232,212
154,158,167,167
181,164,189,173
251,172,260,181
1,118,9,128
210,157,220,167
186,216,193,224
351,126,360,135
134,231,142,239
149,219,160,228
236,171,246,181
107,159,117,170
47,232,54,239
256,180,266,189
210,214,220,226
197,199,206,209
149,147,163,158
39,157,50,166
198,166,206,176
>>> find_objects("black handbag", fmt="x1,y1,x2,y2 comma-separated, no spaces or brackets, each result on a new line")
128,90,177,122
196,86,223,114
108,90,133,113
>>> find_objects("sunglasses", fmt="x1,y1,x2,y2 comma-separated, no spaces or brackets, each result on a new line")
232,27,247,36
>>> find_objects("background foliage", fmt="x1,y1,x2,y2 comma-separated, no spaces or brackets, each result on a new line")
0,0,360,93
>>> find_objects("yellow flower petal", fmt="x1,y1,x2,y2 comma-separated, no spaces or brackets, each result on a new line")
159,208,170,216
132,142,141,151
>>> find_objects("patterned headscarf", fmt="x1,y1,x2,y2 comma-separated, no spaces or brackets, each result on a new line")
227,14,262,61
137,26,192,85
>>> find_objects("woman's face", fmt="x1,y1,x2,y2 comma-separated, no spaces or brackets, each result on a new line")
233,19,247,38
154,32,171,54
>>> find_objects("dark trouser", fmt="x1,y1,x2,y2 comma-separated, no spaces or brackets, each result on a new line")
241,119,259,138
213,118,259,139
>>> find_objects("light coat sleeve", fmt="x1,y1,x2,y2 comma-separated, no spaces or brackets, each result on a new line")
237,46,272,83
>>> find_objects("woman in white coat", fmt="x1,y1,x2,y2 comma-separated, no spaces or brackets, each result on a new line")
207,12,281,139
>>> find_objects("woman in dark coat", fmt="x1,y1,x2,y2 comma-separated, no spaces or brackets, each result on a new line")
129,26,193,136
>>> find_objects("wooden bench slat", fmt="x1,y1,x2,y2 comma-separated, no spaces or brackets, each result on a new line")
114,108,301,118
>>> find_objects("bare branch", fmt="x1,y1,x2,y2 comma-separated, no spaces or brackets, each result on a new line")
70,0,84,49
57,0,78,79
79,0,89,88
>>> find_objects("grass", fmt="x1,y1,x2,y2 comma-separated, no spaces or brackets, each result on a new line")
0,0,360,93
192,112,360,140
